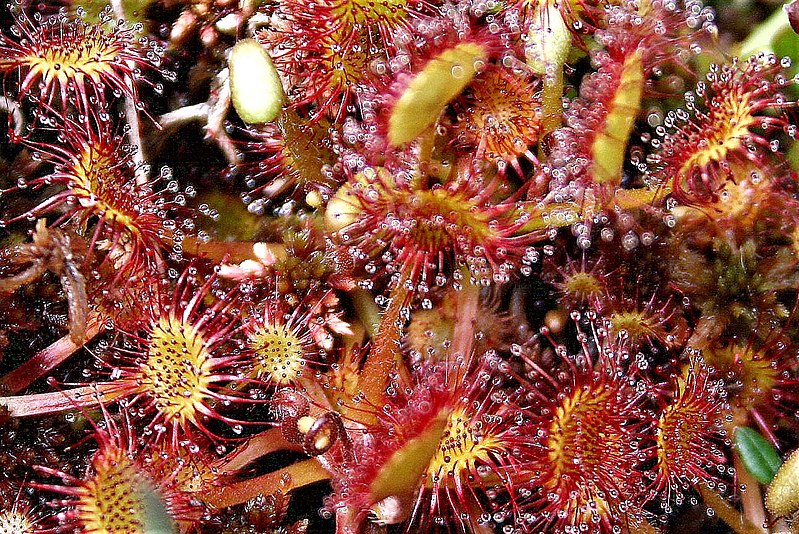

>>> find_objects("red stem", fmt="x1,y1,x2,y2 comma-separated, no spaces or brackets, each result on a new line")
180,236,287,264
450,276,480,368
1,383,120,417
0,317,102,395
356,282,411,424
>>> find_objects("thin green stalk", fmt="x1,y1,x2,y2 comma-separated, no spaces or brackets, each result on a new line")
541,66,564,136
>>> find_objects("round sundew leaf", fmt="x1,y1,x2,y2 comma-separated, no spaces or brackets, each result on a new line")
766,448,799,516
229,39,285,125
734,426,782,485
388,42,488,146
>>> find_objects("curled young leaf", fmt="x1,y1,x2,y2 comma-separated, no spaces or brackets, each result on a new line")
303,411,347,456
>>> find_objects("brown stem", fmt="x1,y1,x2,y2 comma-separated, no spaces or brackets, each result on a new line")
214,428,300,472
109,0,150,185
726,407,768,532
734,440,768,532
698,484,764,534
207,69,239,167
204,458,331,509
158,103,210,129
0,317,102,395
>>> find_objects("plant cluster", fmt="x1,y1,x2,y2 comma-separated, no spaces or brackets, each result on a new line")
1,0,799,532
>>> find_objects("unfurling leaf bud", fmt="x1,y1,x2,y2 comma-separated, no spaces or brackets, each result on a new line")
229,39,285,124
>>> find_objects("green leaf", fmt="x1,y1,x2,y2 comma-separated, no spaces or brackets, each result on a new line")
734,426,783,485
737,2,799,105
74,0,154,26
738,2,791,57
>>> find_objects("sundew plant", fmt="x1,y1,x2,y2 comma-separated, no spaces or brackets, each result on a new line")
3,0,799,532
